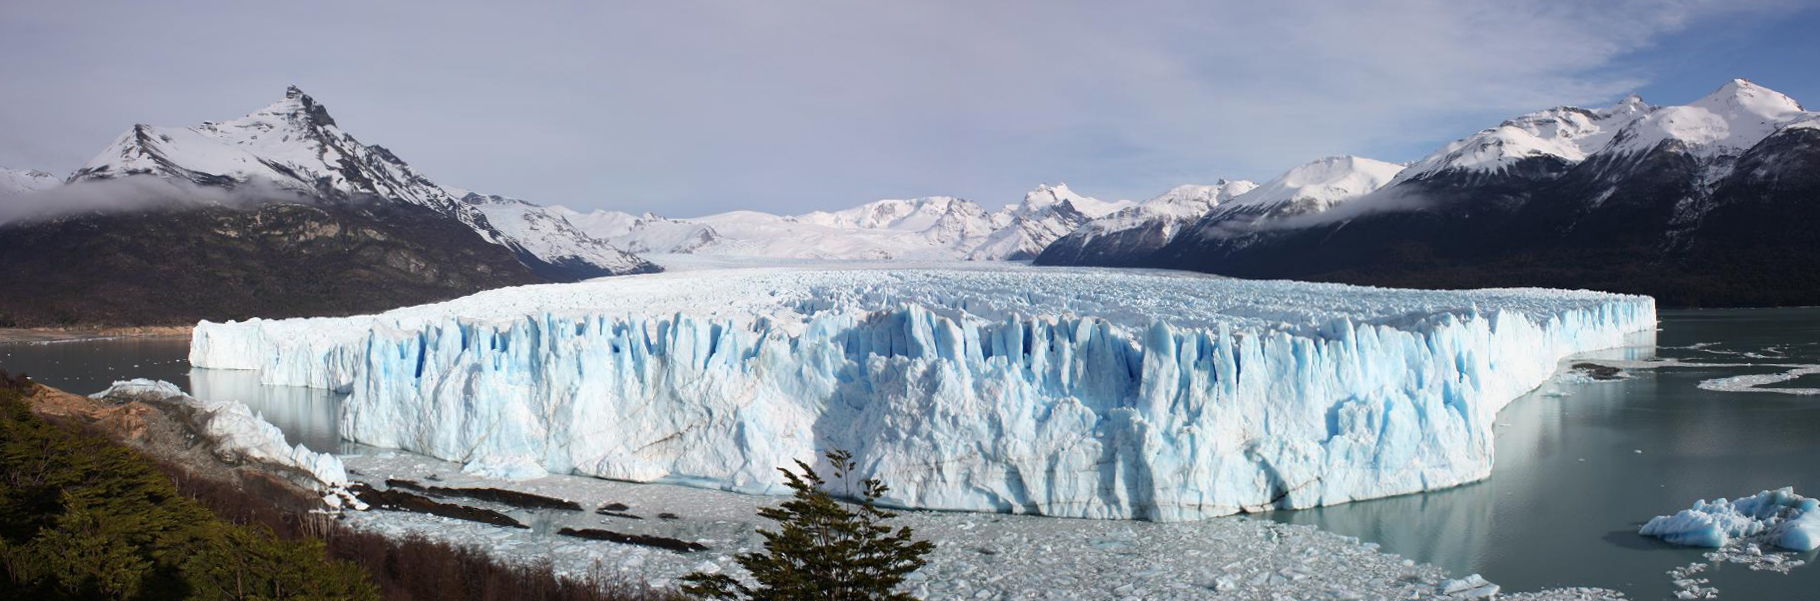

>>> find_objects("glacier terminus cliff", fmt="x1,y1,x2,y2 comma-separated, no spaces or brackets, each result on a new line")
190,266,1655,521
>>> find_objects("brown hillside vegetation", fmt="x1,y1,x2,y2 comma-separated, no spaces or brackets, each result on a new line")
1,373,688,601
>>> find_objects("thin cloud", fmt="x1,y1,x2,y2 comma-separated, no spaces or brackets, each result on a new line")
0,176,314,225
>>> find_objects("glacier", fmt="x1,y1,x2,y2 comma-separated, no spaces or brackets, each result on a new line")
190,266,1655,520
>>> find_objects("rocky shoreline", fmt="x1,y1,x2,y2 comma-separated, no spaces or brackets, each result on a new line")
0,325,193,344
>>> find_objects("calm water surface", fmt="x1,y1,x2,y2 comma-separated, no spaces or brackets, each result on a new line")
1269,308,1820,600
3,308,1817,600
0,336,344,451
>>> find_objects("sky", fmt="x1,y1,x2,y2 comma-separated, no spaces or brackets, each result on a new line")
2,0,1816,216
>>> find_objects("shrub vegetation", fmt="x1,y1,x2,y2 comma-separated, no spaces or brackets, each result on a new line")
0,371,685,601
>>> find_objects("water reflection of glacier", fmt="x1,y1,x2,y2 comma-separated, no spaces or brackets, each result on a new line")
1271,333,1660,574
189,368,344,452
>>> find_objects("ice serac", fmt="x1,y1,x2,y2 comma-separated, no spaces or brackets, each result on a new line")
191,267,1655,520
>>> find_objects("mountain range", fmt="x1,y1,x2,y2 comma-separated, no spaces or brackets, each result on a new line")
1038,79,1820,308
554,183,1133,261
3,78,1814,325
0,87,1162,325
0,88,662,325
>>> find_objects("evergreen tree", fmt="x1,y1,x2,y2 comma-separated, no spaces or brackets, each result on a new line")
681,450,934,601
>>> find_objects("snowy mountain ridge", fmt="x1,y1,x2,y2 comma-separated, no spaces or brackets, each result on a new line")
1036,78,1820,308
1087,180,1260,234
0,167,59,196
1400,79,1815,182
1221,156,1406,216
72,87,459,210
461,193,659,279
61,86,654,277
1613,78,1810,157
1030,179,1258,267
1036,156,1402,267
556,183,1132,261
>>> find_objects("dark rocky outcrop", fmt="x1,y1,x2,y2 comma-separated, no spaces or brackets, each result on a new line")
556,528,707,553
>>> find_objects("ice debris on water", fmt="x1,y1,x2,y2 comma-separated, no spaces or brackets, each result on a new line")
1441,573,1499,598
190,266,1655,520
1645,488,1817,600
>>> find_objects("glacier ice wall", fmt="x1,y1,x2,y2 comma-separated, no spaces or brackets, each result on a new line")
191,266,1655,520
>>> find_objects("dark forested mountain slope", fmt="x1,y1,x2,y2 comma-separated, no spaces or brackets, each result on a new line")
0,197,542,326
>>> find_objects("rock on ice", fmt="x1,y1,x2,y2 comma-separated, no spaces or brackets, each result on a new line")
190,266,1654,520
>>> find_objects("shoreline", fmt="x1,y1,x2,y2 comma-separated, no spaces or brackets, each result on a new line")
0,325,193,344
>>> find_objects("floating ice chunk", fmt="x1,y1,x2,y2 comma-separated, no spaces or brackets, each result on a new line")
1440,574,1499,598
1697,365,1820,396
190,266,1655,520
1641,487,1820,551
91,378,185,401
461,455,551,481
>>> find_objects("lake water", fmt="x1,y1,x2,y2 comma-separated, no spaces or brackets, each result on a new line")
1268,308,1820,600
0,336,344,451
3,308,1816,600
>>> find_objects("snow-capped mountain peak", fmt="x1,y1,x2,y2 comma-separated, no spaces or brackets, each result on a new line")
796,196,972,230
1102,179,1261,224
0,167,59,196
218,85,338,131
1021,183,1077,208
1233,156,1405,215
1033,178,1264,265
1691,78,1805,121
1397,79,1816,185
71,86,458,210
60,87,655,277
1013,182,1131,218
1611,79,1814,157
1143,180,1259,210
1400,98,1655,181
460,193,656,278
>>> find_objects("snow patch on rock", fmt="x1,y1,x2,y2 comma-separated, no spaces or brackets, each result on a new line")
91,379,358,508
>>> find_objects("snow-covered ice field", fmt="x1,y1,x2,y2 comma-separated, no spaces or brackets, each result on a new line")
191,265,1655,520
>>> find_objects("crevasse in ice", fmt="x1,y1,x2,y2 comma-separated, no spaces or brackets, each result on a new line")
190,266,1655,520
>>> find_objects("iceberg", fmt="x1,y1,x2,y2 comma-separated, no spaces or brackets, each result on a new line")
190,266,1655,520
1641,487,1820,551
